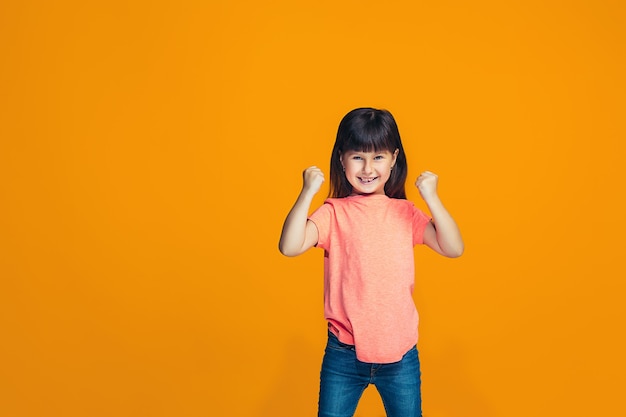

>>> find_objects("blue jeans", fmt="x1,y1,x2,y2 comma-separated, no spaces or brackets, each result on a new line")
318,332,422,417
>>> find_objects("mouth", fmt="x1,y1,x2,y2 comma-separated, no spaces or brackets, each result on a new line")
358,177,378,184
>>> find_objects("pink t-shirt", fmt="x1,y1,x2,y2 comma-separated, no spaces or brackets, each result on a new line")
309,194,431,363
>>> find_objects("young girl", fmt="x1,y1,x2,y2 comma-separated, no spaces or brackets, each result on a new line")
279,107,463,417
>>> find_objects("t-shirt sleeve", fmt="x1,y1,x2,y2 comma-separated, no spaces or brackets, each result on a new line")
412,205,432,245
308,202,332,251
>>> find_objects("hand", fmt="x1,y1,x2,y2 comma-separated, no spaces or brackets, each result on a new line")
302,166,325,195
415,171,439,201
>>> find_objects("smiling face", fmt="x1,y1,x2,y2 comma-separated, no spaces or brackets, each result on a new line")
340,148,399,196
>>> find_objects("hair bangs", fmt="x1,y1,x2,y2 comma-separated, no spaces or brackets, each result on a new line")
341,111,397,154
343,127,394,154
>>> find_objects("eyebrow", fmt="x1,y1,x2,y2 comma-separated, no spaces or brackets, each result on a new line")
346,150,389,155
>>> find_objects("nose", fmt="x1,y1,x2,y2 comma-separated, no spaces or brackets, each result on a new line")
362,159,373,174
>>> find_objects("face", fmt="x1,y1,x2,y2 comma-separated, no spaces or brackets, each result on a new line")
340,148,399,196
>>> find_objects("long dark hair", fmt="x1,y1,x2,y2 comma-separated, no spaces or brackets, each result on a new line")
329,107,408,199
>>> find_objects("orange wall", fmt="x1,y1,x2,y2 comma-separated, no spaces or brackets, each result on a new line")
1,1,625,416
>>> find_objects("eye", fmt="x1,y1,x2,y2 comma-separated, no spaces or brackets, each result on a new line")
374,155,384,160
352,155,363,160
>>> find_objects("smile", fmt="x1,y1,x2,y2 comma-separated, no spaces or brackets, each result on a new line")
358,177,378,184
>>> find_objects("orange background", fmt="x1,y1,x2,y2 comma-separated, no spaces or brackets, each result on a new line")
1,1,625,416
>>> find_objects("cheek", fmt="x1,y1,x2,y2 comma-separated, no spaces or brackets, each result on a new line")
383,165,395,180
344,162,359,173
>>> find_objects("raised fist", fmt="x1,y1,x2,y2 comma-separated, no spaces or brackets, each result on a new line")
415,170,438,201
302,166,325,195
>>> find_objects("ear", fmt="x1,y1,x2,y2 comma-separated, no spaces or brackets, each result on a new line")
392,148,399,166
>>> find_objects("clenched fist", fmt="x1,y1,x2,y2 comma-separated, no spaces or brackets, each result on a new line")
415,171,439,201
302,166,325,195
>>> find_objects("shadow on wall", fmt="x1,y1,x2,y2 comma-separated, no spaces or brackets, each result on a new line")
260,336,323,417
423,341,492,417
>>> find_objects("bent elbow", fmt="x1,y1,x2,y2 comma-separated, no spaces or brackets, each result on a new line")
447,244,464,258
278,244,300,257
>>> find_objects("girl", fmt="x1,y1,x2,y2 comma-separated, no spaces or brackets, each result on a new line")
279,107,463,417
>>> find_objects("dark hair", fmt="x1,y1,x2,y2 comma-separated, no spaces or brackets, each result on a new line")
329,107,408,199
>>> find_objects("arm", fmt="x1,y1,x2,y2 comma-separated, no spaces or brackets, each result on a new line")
278,166,324,257
416,171,464,258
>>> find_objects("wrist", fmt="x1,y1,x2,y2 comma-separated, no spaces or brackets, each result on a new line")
423,194,444,211
299,187,318,201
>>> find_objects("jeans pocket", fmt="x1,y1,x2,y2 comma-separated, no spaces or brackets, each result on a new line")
327,332,356,352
